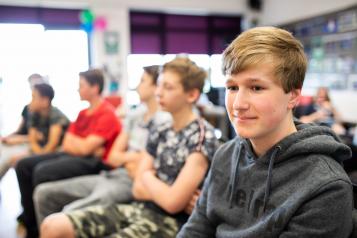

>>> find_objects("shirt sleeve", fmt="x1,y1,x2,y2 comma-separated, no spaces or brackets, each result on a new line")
18,105,30,135
187,122,220,162
49,108,69,127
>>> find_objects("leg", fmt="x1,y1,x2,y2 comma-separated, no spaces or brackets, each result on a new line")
34,174,102,224
0,143,28,179
41,203,136,238
15,152,64,237
42,203,178,238
33,155,110,186
40,213,76,238
64,169,133,212
109,203,179,238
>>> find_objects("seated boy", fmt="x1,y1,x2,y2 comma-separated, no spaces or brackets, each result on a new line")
178,27,353,237
1,83,69,180
33,65,170,223
0,74,47,179
39,57,220,238
15,69,121,238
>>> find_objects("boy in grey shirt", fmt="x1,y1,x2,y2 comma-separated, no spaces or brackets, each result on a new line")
178,27,353,238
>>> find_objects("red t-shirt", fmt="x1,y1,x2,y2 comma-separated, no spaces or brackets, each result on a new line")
67,100,121,161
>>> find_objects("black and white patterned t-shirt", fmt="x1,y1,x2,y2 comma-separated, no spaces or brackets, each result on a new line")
146,118,219,185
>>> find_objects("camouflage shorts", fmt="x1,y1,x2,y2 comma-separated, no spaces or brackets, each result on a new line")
66,202,178,238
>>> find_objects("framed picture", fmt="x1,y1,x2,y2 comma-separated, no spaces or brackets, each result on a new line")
104,31,119,55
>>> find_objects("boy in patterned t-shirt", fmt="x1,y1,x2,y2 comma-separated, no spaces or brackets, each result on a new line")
40,57,220,238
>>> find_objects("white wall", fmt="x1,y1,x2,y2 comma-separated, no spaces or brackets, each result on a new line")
260,0,357,122
261,0,357,26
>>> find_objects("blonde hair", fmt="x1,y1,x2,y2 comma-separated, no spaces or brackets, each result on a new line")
162,56,207,93
222,26,307,93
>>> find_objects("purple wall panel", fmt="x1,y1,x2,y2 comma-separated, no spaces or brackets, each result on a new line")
130,11,241,54
166,32,207,54
213,17,241,29
166,15,207,29
131,33,161,54
41,9,80,26
131,14,160,26
0,6,39,23
0,6,80,27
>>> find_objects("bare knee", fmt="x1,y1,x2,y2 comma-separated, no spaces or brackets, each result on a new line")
40,213,75,238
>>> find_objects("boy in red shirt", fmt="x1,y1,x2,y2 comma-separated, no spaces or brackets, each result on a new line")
15,69,121,238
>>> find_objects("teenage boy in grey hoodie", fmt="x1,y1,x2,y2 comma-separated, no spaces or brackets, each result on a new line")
178,26,353,238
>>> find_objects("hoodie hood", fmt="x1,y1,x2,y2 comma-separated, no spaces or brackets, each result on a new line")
228,120,352,209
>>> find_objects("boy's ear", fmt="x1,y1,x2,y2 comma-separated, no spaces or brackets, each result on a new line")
288,88,301,109
186,88,201,104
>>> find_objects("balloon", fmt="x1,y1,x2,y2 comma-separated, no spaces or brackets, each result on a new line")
94,16,107,31
81,22,93,33
79,9,95,24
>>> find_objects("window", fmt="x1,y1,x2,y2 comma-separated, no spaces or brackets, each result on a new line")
0,24,88,135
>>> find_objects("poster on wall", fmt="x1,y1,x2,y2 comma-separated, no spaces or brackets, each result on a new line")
104,31,119,55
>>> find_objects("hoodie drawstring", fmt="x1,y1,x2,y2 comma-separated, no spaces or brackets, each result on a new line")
263,146,281,212
228,142,244,208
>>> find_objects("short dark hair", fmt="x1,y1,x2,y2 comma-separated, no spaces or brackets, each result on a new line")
33,83,55,102
143,65,160,85
79,69,104,94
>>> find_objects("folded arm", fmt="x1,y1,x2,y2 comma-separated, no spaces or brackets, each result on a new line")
141,152,209,214
62,132,105,157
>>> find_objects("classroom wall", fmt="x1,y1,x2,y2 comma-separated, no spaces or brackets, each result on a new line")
260,0,357,122
261,0,357,25
1,0,356,122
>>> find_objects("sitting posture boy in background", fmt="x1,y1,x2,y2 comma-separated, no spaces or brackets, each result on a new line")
178,27,353,238
0,74,49,179
15,69,121,238
1,83,69,181
39,56,220,238
33,65,170,223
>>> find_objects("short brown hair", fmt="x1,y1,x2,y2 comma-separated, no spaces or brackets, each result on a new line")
222,26,307,93
143,65,160,85
162,56,207,93
79,69,104,94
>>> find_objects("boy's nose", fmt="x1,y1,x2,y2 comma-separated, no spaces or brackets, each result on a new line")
233,91,249,110
155,87,162,98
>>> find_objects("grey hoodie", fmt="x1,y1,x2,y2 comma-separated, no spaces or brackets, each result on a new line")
178,122,353,238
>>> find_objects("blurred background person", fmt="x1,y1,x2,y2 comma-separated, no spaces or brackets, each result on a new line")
300,87,346,135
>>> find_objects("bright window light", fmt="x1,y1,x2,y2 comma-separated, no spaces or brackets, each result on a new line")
210,54,226,88
43,30,89,121
0,24,89,135
127,54,163,90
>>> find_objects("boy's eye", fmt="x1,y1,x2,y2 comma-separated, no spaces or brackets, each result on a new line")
226,85,239,91
164,85,173,90
252,86,263,91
